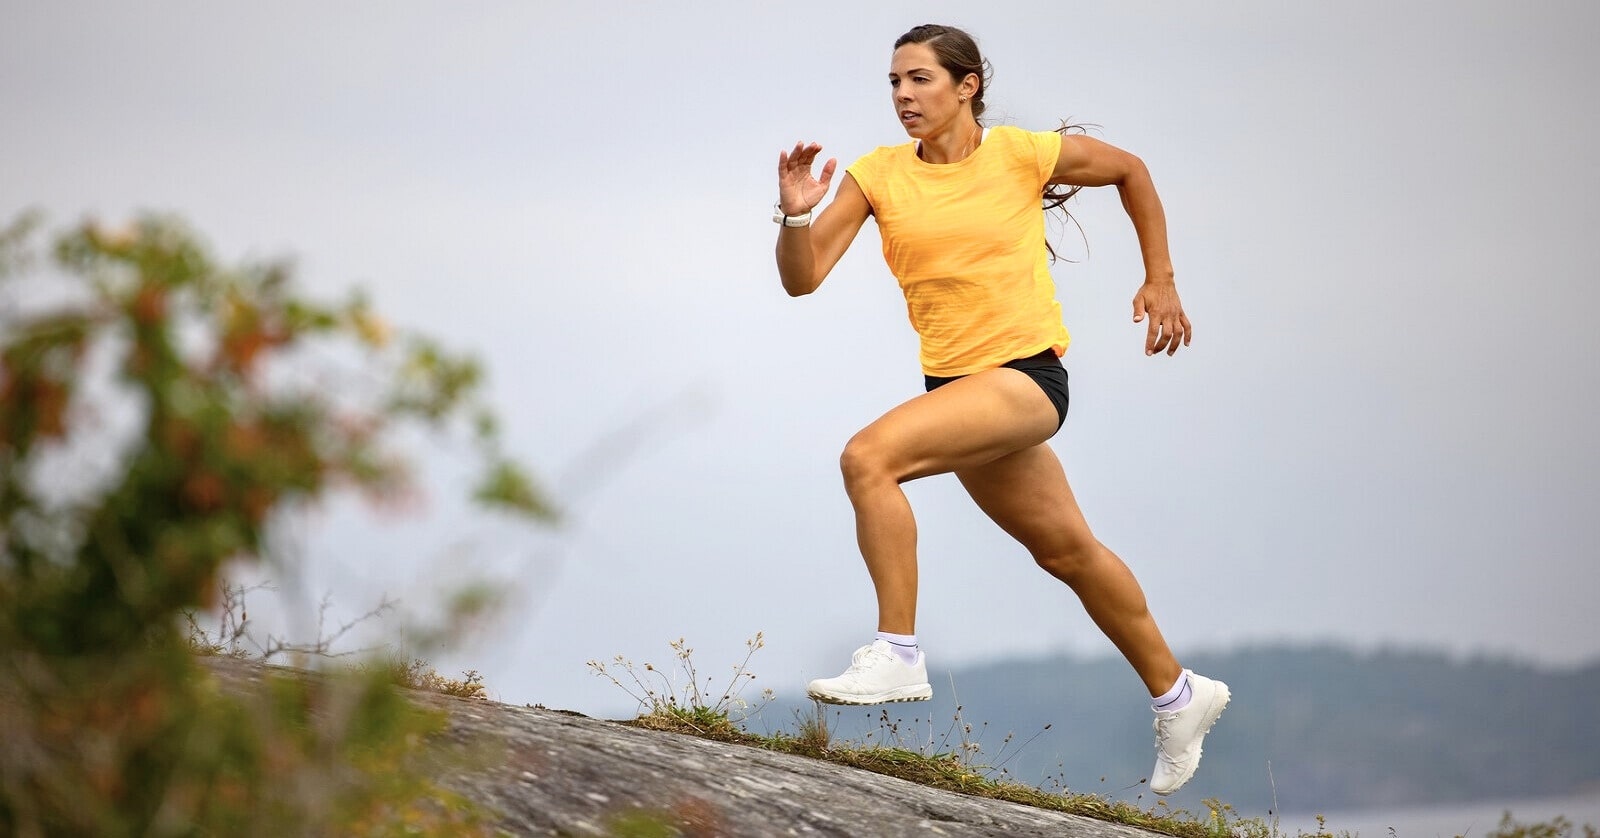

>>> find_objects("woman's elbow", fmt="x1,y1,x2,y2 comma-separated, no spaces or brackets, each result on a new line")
1121,150,1152,183
783,279,819,297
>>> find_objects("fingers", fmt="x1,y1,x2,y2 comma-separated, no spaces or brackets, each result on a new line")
1145,316,1165,356
778,142,834,215
1148,312,1191,356
1134,287,1190,357
782,141,823,169
1135,292,1156,354
1139,309,1186,356
778,142,824,185
817,157,837,189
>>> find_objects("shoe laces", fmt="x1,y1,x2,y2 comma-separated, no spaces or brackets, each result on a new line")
847,643,894,672
1153,715,1181,762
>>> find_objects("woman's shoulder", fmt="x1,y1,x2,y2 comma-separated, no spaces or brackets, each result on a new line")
851,140,916,166
984,125,1062,178
986,124,1062,148
846,141,914,186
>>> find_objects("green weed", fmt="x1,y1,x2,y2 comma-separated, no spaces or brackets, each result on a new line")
588,633,773,737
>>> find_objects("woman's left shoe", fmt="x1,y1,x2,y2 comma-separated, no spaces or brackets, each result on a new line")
1150,671,1231,795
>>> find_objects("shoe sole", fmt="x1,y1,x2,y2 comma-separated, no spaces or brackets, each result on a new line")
805,684,933,705
1152,683,1231,796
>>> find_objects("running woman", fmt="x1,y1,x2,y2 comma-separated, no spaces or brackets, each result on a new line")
774,24,1229,795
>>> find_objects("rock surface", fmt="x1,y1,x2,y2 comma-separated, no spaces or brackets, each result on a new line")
201,656,1163,837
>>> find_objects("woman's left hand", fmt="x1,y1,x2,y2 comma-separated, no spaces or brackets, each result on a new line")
1132,281,1192,356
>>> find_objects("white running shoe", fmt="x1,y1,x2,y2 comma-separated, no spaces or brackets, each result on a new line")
1150,671,1231,795
806,640,933,705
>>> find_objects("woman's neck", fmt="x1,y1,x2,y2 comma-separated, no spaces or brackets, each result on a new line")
918,120,983,164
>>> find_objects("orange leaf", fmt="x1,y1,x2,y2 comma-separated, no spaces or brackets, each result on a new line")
181,471,226,512
131,283,167,325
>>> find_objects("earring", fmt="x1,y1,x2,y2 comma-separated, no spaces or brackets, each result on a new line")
959,96,967,103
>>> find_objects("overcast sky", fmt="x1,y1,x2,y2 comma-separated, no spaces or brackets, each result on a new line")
3,1,1596,716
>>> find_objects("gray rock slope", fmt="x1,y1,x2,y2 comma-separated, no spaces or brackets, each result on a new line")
201,656,1164,837
427,699,1162,837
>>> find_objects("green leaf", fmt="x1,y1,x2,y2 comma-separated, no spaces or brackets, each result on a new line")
472,459,557,522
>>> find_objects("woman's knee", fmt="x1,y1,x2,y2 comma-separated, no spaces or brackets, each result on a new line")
1033,537,1102,583
839,430,897,490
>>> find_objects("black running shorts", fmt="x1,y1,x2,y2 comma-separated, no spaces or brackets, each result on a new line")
923,349,1070,430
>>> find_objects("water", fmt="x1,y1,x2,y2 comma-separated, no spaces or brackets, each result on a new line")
1281,792,1600,838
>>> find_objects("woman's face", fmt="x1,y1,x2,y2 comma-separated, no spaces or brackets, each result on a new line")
888,42,973,138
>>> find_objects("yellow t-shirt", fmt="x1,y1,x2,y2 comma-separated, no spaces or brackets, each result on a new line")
846,125,1070,377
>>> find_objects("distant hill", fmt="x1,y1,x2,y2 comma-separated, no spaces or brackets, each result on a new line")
750,645,1600,813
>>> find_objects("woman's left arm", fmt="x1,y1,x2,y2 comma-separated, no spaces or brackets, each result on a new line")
1050,134,1192,356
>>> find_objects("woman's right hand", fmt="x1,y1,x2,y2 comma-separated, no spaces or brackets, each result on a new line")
777,141,837,217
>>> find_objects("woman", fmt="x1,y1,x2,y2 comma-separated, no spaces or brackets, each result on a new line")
774,24,1228,795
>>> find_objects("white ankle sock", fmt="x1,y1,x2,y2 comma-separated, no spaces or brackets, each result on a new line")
876,631,920,665
1152,670,1193,713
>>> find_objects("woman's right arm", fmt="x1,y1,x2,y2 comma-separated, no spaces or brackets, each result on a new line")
775,141,871,297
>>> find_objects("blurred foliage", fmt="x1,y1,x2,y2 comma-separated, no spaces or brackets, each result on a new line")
0,211,550,835
1488,813,1600,838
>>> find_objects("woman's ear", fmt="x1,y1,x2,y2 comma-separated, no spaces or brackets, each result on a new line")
961,73,980,100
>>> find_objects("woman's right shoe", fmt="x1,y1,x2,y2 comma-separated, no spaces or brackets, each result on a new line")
806,639,933,705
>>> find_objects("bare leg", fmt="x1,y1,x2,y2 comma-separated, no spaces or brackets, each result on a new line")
847,466,920,634
839,369,1060,635
956,444,1183,696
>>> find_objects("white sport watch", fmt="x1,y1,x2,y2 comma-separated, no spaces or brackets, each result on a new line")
772,203,813,228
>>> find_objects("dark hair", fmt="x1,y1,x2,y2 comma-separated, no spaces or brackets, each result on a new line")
1041,122,1090,262
894,24,1087,261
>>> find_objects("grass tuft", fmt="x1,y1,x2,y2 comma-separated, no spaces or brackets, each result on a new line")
588,633,774,735
387,659,490,701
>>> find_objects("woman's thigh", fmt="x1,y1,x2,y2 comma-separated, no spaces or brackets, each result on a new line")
845,367,1058,483
954,442,1097,561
